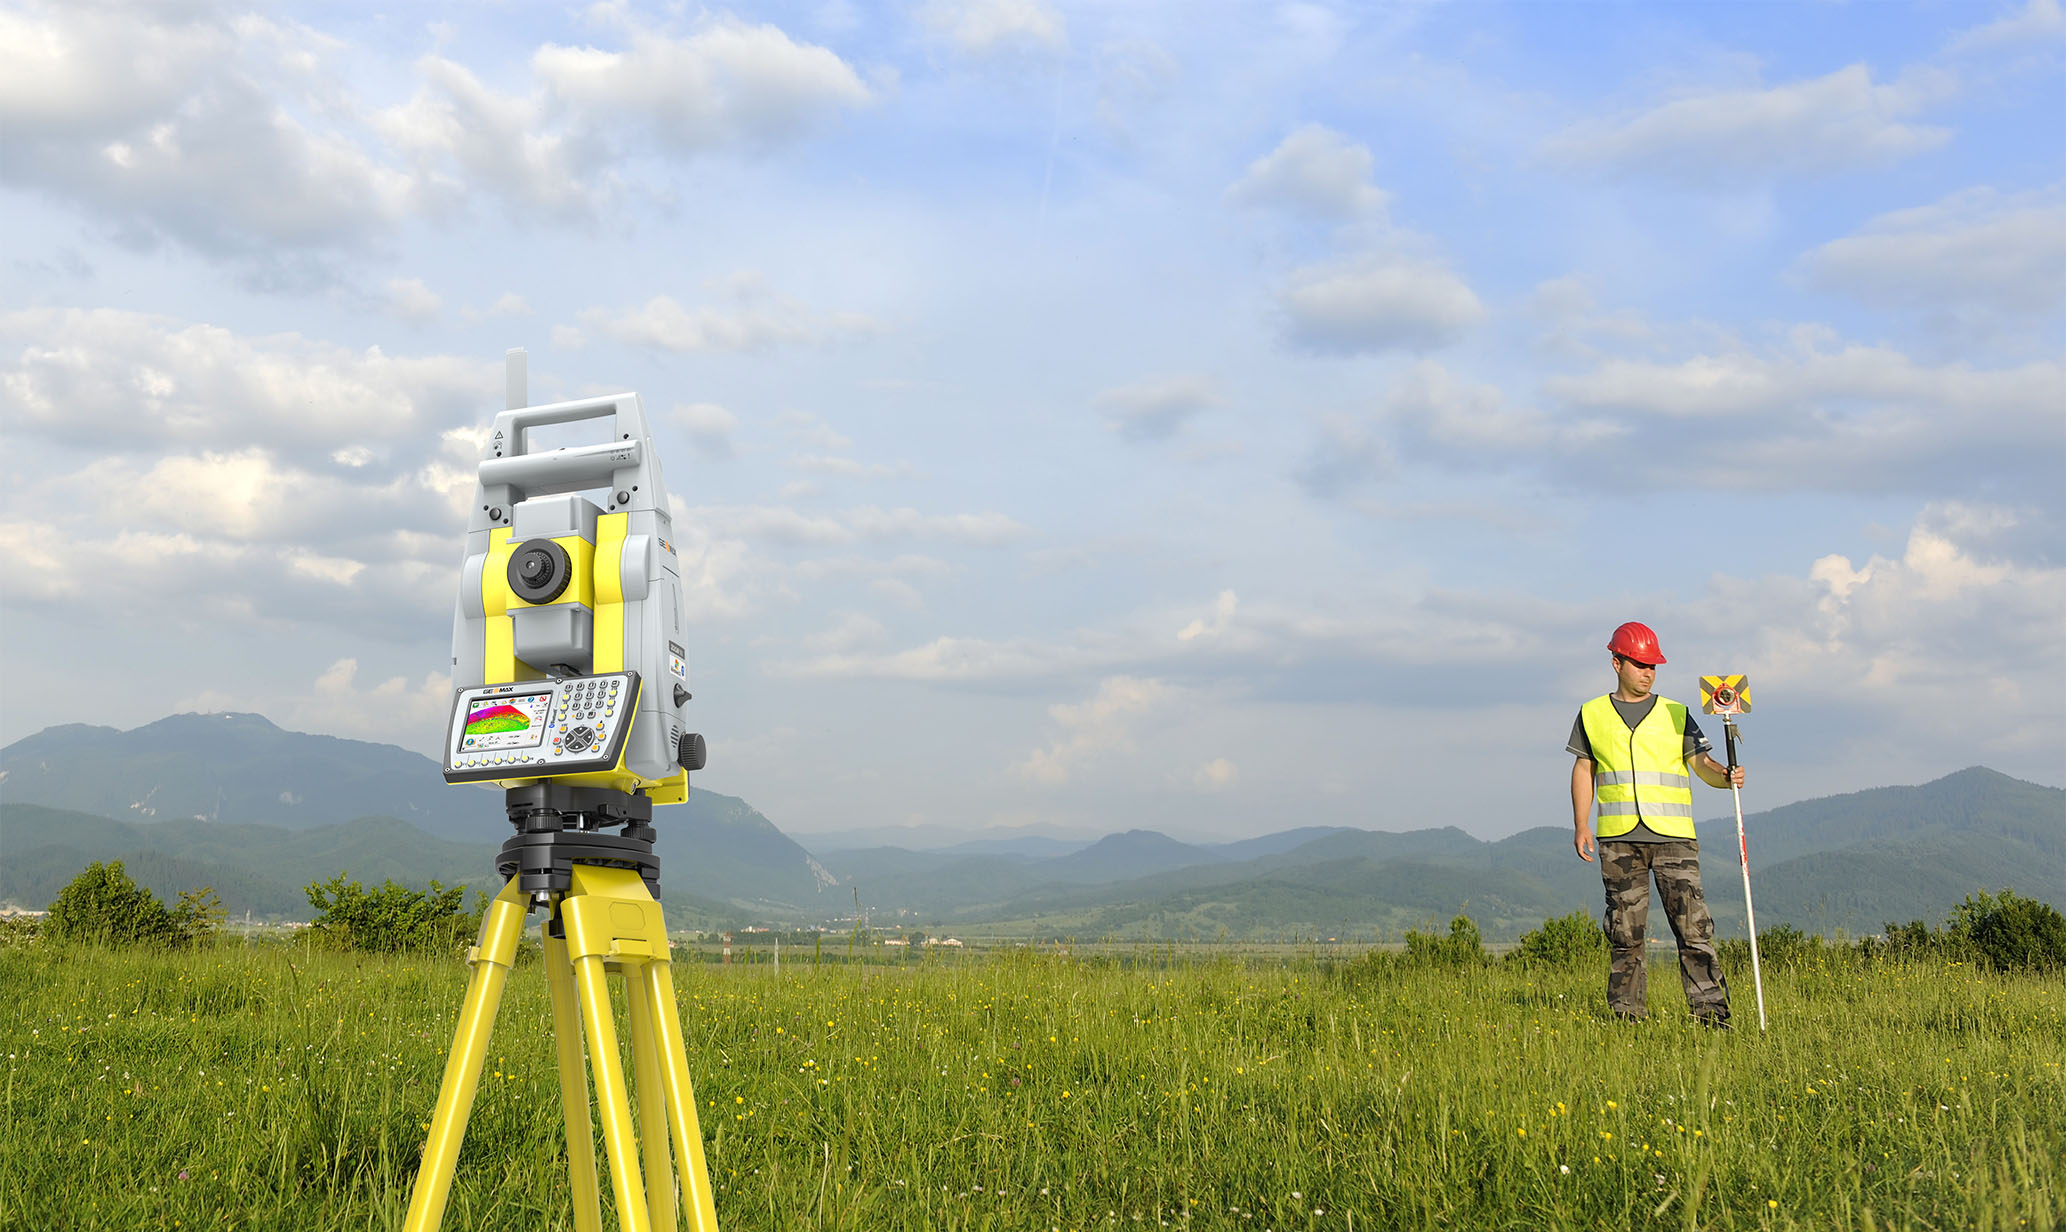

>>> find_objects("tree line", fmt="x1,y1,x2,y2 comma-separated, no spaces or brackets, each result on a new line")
8,859,2064,975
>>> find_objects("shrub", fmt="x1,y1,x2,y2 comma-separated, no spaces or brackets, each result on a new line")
1949,889,2066,974
1403,915,1485,968
1507,910,1607,969
0,915,41,948
304,874,480,953
44,861,219,948
1752,922,1826,970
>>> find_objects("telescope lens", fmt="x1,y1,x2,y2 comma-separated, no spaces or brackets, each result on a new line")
507,538,573,603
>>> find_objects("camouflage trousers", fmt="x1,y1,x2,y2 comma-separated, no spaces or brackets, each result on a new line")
1600,840,1729,1022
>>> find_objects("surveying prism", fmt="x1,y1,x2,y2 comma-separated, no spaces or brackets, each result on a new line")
1700,674,1767,1032
403,350,719,1232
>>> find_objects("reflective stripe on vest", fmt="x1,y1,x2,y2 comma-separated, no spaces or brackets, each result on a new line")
1596,800,1695,818
1580,693,1698,840
1594,770,1693,789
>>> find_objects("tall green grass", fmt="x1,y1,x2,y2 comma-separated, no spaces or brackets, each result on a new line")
2,938,2057,1230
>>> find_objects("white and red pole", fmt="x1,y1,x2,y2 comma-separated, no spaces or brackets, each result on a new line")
1724,715,1767,1031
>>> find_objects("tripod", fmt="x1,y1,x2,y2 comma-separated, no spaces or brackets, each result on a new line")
403,784,720,1232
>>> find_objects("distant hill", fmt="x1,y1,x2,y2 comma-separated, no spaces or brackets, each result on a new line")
0,804,759,927
1041,830,1227,884
1,713,840,914
0,804,497,918
823,771,2061,940
2,713,467,833
4,713,2057,940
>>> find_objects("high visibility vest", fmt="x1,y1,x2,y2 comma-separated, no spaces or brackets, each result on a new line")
1581,694,1697,840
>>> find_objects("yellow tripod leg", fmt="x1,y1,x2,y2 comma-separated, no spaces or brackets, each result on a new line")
645,958,721,1231
562,864,667,1232
572,950,654,1232
626,976,679,1231
402,877,529,1232
544,929,603,1232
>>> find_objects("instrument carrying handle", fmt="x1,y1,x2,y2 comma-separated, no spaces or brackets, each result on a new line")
476,393,667,513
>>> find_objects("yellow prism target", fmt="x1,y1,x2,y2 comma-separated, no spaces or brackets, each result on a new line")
1700,674,1751,715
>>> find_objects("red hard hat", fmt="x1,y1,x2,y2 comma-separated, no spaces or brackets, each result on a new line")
1607,622,1666,665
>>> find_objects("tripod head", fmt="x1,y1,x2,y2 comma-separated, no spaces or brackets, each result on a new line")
439,351,708,892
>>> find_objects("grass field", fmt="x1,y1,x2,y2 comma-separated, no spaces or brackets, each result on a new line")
2,936,2058,1231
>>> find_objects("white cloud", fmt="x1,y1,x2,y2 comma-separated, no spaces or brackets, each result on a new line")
1543,64,1954,183
1733,503,2064,757
1293,336,2061,500
0,5,416,257
0,5,873,262
383,276,443,321
1093,374,1221,441
1012,676,1172,785
1194,757,1238,790
0,507,455,638
1297,362,1601,494
1226,125,1389,220
777,410,855,452
375,55,605,221
1947,0,2066,57
289,658,455,749
580,280,880,353
1797,186,2066,318
1379,362,1626,466
0,308,490,459
919,0,1068,57
1536,332,2063,493
1277,253,1485,354
462,293,533,323
534,18,872,151
1178,590,1239,642
1548,338,2059,421
381,21,869,220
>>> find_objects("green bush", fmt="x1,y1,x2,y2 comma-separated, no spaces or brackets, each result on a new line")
1506,910,1607,968
0,914,41,948
43,861,219,948
1949,889,2066,974
304,874,481,954
1403,914,1485,968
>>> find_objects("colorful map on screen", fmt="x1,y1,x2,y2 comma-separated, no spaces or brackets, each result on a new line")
466,703,534,736
458,690,552,754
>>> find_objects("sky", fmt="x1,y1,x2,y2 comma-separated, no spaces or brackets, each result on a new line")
1,0,2061,844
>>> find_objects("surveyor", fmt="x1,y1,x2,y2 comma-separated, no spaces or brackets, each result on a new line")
1567,621,1745,1025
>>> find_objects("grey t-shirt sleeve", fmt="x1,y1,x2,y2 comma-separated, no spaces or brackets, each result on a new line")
1683,714,1714,763
1566,712,1591,759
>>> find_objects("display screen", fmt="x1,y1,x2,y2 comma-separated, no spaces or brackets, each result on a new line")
459,691,553,752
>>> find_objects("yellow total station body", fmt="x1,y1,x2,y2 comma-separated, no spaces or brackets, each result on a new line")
449,388,696,805
475,513,687,803
412,376,717,1232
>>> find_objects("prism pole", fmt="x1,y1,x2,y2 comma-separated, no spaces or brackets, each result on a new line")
1722,715,1767,1032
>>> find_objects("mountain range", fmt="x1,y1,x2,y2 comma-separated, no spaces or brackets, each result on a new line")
2,713,2059,940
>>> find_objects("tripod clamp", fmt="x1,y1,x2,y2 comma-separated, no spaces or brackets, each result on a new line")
500,782,661,902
